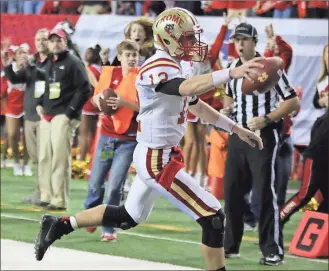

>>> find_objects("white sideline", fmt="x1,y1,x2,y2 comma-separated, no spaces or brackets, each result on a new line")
1,239,198,270
1,213,328,265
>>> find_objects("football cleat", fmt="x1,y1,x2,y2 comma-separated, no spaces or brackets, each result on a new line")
34,215,69,261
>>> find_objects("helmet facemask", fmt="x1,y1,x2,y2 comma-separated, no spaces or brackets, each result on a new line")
176,25,208,62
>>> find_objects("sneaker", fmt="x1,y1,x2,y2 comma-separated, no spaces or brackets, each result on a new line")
34,215,70,261
244,222,257,232
23,165,33,176
33,200,50,208
259,254,283,266
13,164,23,176
86,227,97,233
101,232,117,242
225,251,240,259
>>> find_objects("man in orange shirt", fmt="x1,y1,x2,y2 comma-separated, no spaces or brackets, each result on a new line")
83,40,139,242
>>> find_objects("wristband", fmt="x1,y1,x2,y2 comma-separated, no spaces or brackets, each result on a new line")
264,115,273,125
211,69,231,87
215,115,236,135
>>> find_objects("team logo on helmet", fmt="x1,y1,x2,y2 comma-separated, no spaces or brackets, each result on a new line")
165,24,175,34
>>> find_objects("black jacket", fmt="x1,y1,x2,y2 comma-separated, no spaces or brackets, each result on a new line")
4,54,49,121
38,50,91,119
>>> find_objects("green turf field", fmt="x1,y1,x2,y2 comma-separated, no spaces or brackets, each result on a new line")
1,168,328,270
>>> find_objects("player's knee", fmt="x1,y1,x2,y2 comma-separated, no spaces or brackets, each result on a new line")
102,205,138,230
197,209,225,248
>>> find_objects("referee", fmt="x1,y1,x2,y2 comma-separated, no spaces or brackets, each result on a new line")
222,23,300,266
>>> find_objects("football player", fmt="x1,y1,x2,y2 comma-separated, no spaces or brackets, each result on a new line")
34,8,264,271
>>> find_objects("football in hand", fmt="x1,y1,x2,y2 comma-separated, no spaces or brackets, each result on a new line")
99,88,118,116
242,57,283,96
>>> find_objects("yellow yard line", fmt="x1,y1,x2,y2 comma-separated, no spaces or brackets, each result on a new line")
15,206,43,212
141,223,191,232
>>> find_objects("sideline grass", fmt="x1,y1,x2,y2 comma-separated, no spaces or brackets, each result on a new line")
1,168,328,270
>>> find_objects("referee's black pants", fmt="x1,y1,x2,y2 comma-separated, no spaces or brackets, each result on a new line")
224,125,284,257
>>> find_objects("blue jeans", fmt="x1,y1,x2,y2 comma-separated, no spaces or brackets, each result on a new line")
275,136,293,207
135,1,143,16
273,7,292,18
23,0,44,14
6,0,24,13
1,0,8,13
84,134,137,234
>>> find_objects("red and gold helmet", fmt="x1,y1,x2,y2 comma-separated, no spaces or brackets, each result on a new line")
152,8,208,62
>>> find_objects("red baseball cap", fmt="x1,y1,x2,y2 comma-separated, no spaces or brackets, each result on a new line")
48,28,67,39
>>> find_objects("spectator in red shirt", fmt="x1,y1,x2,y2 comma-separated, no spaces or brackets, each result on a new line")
264,24,293,73
0,73,9,169
273,1,293,18
307,0,328,18
255,1,275,17
203,0,228,16
79,45,102,161
227,0,256,17
40,1,80,14
1,41,31,177
79,1,109,15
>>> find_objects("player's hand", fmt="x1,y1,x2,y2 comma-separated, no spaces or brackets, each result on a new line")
92,93,104,111
107,95,122,110
1,37,13,67
223,12,235,26
1,37,11,52
266,38,276,51
265,24,274,39
220,104,233,117
247,116,268,131
16,54,29,69
229,57,264,83
1,50,13,67
237,13,246,23
36,105,44,117
233,125,264,150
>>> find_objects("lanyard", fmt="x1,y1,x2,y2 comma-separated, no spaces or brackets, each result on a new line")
50,63,57,83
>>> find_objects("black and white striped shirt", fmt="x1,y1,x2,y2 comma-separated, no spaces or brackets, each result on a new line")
226,54,297,128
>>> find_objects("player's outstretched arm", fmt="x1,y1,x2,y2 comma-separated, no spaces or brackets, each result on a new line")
178,57,264,96
189,99,263,150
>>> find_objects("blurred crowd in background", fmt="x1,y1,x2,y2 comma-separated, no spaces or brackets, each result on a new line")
1,0,328,19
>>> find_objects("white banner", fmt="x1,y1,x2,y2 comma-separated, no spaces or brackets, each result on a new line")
73,15,328,146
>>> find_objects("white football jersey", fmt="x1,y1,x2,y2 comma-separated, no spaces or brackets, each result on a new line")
180,59,212,78
136,50,195,149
